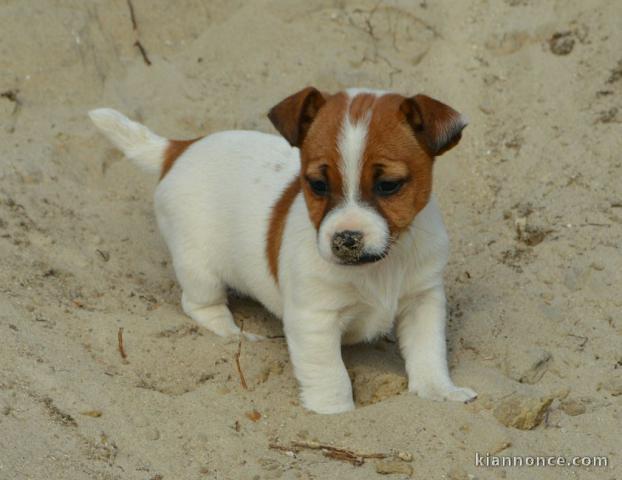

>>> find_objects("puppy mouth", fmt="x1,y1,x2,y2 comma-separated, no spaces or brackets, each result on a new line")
336,250,388,266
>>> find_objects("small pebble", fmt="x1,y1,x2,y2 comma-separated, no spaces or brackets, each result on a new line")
395,451,413,462
479,103,493,115
549,32,575,55
245,410,262,422
493,394,554,430
375,460,413,476
80,410,102,418
560,399,586,416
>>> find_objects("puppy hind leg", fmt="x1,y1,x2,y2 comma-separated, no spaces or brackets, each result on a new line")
178,269,261,341
182,291,239,338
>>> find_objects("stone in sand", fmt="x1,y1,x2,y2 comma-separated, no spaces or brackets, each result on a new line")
493,394,554,430
560,399,586,416
375,460,413,476
352,372,407,406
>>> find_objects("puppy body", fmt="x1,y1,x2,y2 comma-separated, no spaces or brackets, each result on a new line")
90,88,476,414
156,131,295,324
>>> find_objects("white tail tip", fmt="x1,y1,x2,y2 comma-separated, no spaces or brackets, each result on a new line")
89,108,167,174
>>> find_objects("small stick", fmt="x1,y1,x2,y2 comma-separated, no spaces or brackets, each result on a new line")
269,443,298,455
322,449,364,466
292,440,391,460
234,320,248,390
117,327,128,360
270,440,412,466
96,249,110,262
580,222,611,228
126,0,152,66
127,0,138,30
134,40,152,66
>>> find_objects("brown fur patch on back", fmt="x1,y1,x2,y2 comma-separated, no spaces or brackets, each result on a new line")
266,177,302,281
160,138,200,180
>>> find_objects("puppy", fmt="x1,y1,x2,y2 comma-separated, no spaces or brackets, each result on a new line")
89,87,477,414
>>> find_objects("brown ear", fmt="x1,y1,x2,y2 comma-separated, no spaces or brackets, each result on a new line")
400,94,467,156
268,87,326,147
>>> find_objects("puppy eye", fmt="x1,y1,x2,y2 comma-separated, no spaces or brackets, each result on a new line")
374,180,403,196
308,178,329,196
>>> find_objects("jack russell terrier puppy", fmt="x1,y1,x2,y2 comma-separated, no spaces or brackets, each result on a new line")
89,87,477,414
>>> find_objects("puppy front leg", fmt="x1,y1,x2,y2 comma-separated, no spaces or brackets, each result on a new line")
284,309,354,414
397,285,477,402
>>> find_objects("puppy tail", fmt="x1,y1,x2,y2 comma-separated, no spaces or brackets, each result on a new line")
88,108,168,174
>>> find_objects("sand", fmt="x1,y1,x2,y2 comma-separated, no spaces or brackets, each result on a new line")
1,1,621,479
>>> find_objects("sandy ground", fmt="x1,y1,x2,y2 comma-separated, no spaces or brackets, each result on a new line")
1,0,621,479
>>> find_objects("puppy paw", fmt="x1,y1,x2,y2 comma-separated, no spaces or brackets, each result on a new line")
303,398,355,415
443,386,478,403
412,383,477,403
300,387,355,414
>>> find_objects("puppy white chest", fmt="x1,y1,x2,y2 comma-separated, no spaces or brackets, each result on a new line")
340,301,397,344
338,264,406,345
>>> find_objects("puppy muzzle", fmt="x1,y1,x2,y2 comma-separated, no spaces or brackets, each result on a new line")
331,230,385,265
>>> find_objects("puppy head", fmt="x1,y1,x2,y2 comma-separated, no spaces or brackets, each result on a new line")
268,88,466,265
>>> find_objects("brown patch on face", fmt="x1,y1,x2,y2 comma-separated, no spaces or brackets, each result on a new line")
360,94,434,236
266,177,302,281
298,92,348,229
160,138,200,180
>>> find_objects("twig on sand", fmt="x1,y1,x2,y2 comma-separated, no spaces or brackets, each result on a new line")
126,0,152,66
269,442,298,454
134,40,152,66
234,320,248,390
126,0,138,30
293,441,383,465
117,327,128,360
269,440,412,467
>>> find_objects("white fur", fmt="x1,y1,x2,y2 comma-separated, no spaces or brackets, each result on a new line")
89,108,168,173
338,112,369,202
345,87,388,97
90,105,476,414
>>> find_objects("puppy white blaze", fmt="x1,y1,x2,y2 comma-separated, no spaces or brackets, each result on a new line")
337,111,370,203
316,96,392,264
345,87,388,97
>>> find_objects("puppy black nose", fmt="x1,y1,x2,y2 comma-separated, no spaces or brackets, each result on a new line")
331,230,364,261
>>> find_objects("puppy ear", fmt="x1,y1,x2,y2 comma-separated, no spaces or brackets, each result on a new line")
268,87,326,147
400,94,467,156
